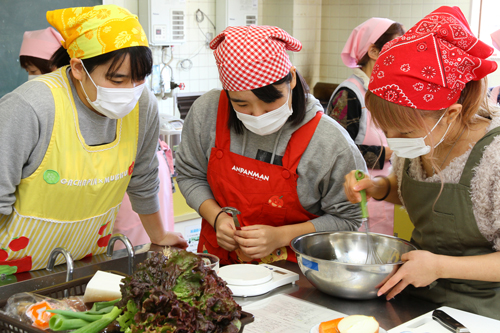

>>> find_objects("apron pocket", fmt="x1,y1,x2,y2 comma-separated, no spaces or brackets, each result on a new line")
258,204,287,227
432,211,462,256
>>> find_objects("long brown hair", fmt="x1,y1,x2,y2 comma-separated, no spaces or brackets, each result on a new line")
365,78,497,208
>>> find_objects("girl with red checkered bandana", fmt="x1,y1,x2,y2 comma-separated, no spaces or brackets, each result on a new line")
176,25,367,265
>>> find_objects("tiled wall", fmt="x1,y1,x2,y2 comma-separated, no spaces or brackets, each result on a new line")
292,0,323,89
319,0,500,87
259,0,322,92
259,0,293,35
104,0,500,116
154,0,221,116
105,0,221,116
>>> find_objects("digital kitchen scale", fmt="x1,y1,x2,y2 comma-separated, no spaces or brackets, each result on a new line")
218,264,299,297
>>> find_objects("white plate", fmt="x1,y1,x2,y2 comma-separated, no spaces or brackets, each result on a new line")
218,264,273,286
309,322,387,333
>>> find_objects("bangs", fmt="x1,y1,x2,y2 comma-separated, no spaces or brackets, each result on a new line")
105,46,152,82
365,91,430,133
20,55,53,74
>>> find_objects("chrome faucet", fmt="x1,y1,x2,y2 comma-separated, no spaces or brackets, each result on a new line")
106,233,135,275
46,247,74,297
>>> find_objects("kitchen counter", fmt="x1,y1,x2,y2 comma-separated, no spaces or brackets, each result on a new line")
0,245,437,331
233,260,437,331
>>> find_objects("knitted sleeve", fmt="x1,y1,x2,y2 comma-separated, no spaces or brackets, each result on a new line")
470,134,500,251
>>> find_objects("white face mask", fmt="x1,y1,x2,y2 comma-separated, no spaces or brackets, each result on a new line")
234,87,293,136
28,74,40,81
387,111,452,159
79,62,145,119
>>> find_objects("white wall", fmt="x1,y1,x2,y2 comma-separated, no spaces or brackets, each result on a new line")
105,0,500,113
105,0,222,117
319,0,500,87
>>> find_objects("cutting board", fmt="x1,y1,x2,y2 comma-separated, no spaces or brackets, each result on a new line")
388,306,500,333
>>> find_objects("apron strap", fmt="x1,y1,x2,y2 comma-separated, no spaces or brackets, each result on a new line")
282,112,323,173
215,91,231,150
459,126,500,186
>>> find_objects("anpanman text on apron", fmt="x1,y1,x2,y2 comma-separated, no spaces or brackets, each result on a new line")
198,91,321,265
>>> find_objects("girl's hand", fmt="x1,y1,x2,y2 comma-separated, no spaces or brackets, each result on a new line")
233,225,279,259
343,170,375,203
155,231,188,249
216,214,240,251
377,250,442,300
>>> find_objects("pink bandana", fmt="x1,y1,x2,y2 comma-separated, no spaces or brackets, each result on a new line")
368,6,497,110
20,27,63,60
341,17,395,68
491,29,500,51
210,25,302,91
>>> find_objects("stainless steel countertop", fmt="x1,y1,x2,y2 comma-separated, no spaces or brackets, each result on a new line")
0,245,437,330
233,260,437,331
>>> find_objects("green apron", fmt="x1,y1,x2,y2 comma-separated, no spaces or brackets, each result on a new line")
401,127,500,320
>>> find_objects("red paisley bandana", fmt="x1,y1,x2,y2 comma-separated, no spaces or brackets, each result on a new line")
210,25,302,91
368,6,497,110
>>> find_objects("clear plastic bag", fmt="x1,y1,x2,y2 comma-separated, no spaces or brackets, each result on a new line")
1,292,87,330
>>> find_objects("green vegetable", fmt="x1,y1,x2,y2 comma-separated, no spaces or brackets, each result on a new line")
46,309,104,322
49,314,90,331
89,299,121,313
116,300,138,330
117,250,242,333
47,300,121,331
71,306,122,333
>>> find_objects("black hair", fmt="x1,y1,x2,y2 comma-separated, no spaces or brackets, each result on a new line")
20,55,53,74
50,45,152,81
357,22,405,67
227,70,310,134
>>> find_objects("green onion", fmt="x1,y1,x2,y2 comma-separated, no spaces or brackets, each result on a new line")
86,305,115,315
46,309,103,322
70,306,122,333
49,314,90,331
90,299,121,312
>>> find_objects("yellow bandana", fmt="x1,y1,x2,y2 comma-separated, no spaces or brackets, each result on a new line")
46,5,148,59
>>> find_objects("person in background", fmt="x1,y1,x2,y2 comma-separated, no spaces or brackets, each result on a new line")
343,6,500,319
176,25,366,265
19,27,63,79
488,28,500,105
113,139,176,250
326,18,404,235
0,5,186,274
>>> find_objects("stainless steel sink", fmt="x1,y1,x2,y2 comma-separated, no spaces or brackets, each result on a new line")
0,243,153,300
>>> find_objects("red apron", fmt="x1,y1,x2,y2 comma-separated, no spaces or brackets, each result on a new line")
197,91,321,265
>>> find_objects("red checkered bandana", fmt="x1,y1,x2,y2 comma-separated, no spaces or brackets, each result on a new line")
368,6,497,110
210,25,302,91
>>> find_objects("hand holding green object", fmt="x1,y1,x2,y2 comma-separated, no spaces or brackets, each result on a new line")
354,170,368,219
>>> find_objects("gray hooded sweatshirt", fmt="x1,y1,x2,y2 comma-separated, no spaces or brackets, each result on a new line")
175,89,367,231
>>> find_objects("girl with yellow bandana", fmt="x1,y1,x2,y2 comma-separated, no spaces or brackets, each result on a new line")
0,5,187,274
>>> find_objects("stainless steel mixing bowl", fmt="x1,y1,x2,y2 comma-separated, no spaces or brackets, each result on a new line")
290,231,417,300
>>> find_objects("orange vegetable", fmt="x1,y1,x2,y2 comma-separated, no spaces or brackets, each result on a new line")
319,317,343,333
26,301,55,330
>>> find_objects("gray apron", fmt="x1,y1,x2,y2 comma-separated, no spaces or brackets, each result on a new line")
401,127,500,319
